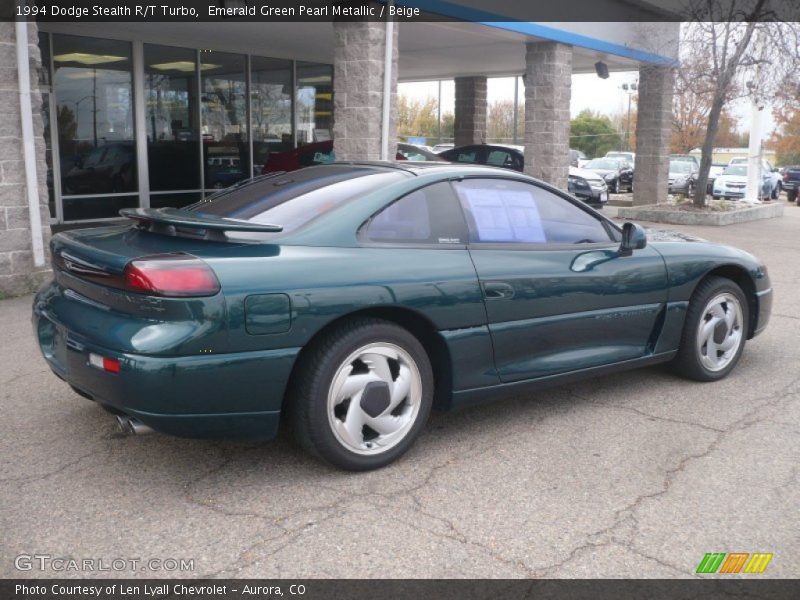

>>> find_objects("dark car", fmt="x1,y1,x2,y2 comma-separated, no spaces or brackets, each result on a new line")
63,143,136,195
34,163,772,470
263,140,408,173
396,143,446,162
782,166,800,203
583,157,634,193
440,144,606,208
439,144,524,172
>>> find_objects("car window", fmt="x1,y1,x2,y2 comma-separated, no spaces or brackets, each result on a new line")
486,150,510,166
445,147,482,164
188,166,407,235
452,178,613,245
361,182,467,245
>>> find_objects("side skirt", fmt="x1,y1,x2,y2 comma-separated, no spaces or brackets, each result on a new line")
450,350,677,410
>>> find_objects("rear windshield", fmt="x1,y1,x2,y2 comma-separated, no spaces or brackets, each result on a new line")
185,166,407,234
724,166,747,176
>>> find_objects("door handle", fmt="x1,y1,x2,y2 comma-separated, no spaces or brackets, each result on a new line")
483,281,515,300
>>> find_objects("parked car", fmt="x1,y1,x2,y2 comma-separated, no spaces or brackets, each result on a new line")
706,163,727,194
569,148,587,167
396,143,446,162
728,157,782,199
262,140,405,173
34,162,772,470
782,165,800,203
439,144,524,172
670,154,700,169
583,157,634,193
605,150,636,164
440,144,606,208
712,164,772,200
568,166,608,208
668,160,698,195
63,143,136,195
431,143,454,154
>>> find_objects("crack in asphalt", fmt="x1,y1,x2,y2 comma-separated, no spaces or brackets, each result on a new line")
531,375,800,577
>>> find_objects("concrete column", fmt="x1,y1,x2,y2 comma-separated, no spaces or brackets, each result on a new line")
332,20,398,161
523,42,572,190
0,22,51,298
632,65,674,206
453,76,487,147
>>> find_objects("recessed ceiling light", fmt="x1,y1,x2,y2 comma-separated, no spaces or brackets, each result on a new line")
150,61,220,72
54,52,127,65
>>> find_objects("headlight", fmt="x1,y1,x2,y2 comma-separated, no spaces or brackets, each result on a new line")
674,176,688,185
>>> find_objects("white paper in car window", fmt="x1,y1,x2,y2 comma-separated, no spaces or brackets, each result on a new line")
460,187,545,243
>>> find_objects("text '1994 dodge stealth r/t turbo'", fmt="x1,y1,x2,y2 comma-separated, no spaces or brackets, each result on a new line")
33,163,772,470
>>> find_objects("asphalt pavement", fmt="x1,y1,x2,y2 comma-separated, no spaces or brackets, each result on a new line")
1,200,798,579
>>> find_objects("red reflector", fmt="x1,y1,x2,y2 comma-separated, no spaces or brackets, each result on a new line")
102,357,120,373
123,254,220,297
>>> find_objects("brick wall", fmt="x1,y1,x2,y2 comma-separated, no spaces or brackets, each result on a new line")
332,21,398,161
0,22,51,298
453,76,487,147
633,65,675,206
523,42,572,190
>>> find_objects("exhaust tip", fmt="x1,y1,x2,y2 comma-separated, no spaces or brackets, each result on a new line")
115,415,153,435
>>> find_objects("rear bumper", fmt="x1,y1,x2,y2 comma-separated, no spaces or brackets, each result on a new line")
33,294,299,439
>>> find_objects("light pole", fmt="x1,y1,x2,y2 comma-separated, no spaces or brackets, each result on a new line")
621,80,638,151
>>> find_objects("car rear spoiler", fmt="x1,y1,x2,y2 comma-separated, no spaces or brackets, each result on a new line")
120,208,282,241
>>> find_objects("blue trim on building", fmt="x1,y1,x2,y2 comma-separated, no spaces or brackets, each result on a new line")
397,0,679,67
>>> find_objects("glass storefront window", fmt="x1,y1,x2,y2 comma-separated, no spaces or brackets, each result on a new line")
145,44,201,198
251,56,292,177
296,62,333,146
200,51,248,192
53,35,137,217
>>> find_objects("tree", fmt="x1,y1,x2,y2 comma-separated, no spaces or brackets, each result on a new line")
397,95,450,142
771,97,800,165
680,2,800,206
486,99,516,144
569,110,621,158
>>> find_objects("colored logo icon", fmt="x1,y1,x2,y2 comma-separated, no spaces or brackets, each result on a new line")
696,553,773,574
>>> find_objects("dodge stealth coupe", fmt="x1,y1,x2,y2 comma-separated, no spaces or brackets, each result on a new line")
33,162,772,470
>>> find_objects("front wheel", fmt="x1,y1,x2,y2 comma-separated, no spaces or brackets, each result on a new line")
671,277,749,382
612,179,620,194
289,318,433,471
787,189,797,203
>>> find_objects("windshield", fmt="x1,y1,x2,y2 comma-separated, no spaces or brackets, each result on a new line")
586,159,621,170
184,166,407,233
723,165,748,176
669,162,693,174
606,153,632,160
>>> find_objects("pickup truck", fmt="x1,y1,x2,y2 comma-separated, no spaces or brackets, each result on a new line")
783,166,800,203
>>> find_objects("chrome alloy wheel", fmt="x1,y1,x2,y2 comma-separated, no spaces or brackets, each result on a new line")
696,292,744,372
327,342,422,455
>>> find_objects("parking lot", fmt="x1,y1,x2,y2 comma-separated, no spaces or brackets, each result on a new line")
1,203,798,579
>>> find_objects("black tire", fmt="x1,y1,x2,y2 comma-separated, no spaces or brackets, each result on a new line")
712,195,720,200
772,183,781,200
612,179,620,194
288,318,434,471
671,277,749,382
788,189,797,203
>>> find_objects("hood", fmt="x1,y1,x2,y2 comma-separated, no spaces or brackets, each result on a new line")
714,174,748,185
645,228,706,243
585,168,616,177
569,166,605,181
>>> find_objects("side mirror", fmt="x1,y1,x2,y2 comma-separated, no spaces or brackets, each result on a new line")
619,222,647,257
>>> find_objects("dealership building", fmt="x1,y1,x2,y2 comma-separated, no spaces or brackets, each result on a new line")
0,3,679,296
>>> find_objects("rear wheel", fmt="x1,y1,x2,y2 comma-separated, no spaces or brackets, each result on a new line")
788,189,797,203
671,277,748,382
289,318,433,471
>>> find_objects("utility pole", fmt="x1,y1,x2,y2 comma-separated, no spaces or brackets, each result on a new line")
621,80,638,151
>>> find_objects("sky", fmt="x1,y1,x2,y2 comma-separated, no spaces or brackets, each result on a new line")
400,72,776,140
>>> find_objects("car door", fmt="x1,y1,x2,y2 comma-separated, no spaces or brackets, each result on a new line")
452,177,669,383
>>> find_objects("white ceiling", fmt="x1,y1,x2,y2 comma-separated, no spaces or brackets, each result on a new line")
40,20,643,80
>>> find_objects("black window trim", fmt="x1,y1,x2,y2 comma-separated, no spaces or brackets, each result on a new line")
449,175,622,251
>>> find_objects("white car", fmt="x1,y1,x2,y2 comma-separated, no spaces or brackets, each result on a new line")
729,157,782,198
712,164,772,200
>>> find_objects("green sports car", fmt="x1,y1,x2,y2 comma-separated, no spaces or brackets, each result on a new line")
33,162,772,470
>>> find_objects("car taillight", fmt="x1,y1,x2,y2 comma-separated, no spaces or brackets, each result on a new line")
123,254,220,297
